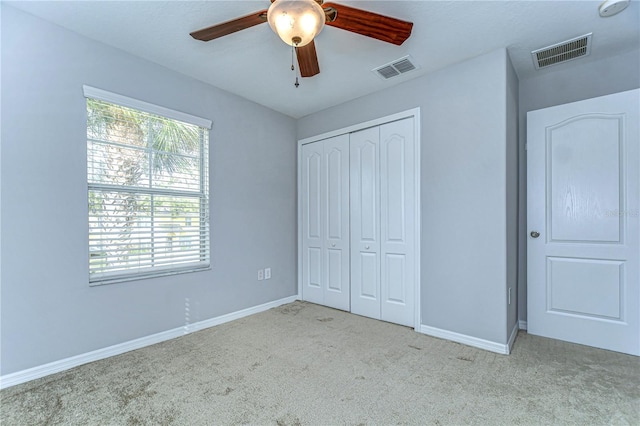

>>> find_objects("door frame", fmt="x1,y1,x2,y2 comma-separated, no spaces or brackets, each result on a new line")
297,108,422,331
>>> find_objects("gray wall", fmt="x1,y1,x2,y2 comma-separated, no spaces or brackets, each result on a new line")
298,49,514,345
1,5,297,375
517,48,640,324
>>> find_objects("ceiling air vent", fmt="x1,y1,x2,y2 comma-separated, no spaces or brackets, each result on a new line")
531,33,592,70
373,55,418,80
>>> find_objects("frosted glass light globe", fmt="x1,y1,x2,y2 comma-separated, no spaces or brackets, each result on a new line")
267,0,326,47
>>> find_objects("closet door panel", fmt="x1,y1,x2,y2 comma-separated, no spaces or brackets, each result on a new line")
350,127,381,320
380,118,415,327
359,142,377,241
307,248,322,289
323,135,350,310
301,143,324,304
360,253,379,298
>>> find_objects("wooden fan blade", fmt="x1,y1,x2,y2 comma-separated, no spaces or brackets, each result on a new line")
323,3,413,45
190,10,268,41
296,40,320,78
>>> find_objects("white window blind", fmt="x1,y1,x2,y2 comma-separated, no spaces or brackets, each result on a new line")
85,88,210,284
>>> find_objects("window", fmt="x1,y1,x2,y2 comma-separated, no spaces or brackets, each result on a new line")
85,86,211,284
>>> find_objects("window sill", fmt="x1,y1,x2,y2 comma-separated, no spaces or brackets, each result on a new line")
89,265,211,287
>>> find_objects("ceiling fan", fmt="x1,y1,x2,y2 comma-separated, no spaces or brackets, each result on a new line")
190,0,413,79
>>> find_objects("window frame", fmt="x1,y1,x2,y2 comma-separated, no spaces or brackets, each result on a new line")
84,85,212,285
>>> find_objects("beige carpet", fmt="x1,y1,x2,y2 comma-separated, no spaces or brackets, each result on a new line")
1,301,638,425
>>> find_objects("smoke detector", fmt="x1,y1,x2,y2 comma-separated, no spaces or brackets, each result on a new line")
599,0,630,17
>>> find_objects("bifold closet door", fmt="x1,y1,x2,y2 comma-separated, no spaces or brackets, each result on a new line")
350,127,381,319
380,118,415,327
350,118,415,327
301,135,350,311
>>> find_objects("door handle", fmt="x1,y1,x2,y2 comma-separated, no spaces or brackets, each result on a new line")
365,245,370,250
331,243,336,247
530,231,540,238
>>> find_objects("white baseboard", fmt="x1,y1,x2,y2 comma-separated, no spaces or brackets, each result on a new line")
507,322,519,354
0,295,298,390
419,325,510,355
519,320,528,330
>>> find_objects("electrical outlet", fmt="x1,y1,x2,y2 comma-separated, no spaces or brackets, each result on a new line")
264,267,271,280
257,269,264,280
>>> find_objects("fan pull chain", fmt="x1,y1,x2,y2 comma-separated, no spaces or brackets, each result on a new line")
291,44,300,88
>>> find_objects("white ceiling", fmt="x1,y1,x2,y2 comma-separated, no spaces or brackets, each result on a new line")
7,0,640,118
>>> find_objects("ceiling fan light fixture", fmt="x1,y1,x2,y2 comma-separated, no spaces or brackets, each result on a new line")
267,0,326,46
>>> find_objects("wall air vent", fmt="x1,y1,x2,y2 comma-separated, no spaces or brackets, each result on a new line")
531,33,592,70
373,55,418,80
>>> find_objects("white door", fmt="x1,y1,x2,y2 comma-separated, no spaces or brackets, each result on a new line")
350,118,416,327
301,135,350,310
527,89,639,355
380,118,416,327
323,135,350,311
301,141,324,305
350,126,381,319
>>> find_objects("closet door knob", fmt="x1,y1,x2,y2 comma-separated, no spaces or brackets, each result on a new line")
530,231,540,238
365,245,370,250
331,243,336,247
